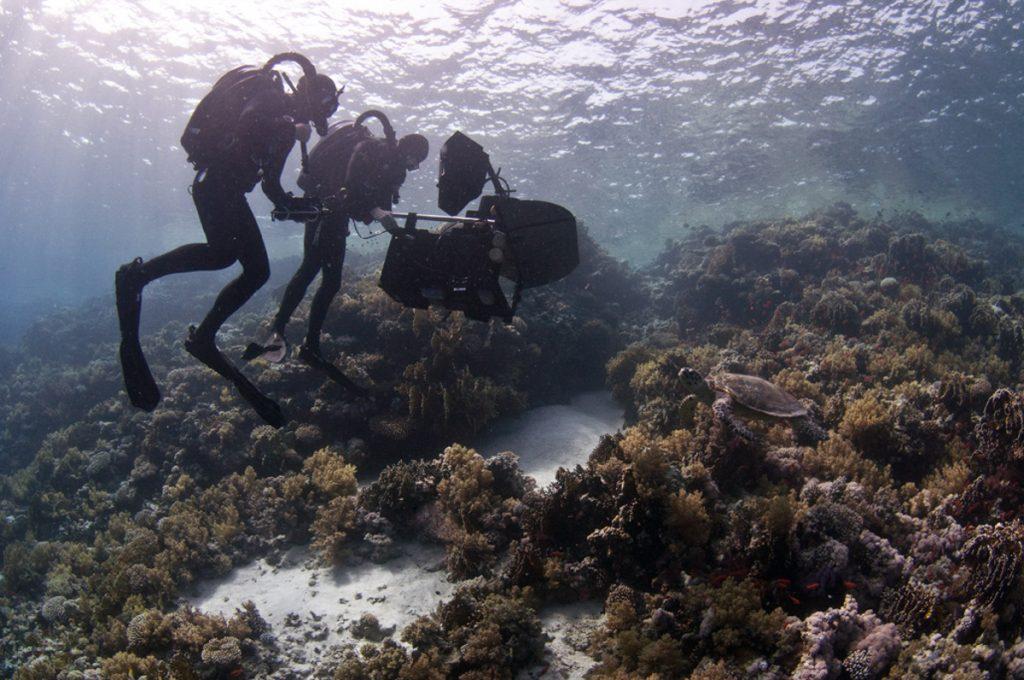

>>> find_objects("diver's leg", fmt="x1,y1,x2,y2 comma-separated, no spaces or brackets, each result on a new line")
183,189,284,426
296,220,366,395
134,243,236,282
191,195,270,345
116,241,234,347
303,220,346,353
115,175,236,411
122,173,242,293
117,175,242,342
271,222,322,336
185,324,285,427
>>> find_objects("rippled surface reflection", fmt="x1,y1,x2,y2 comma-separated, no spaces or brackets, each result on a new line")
0,0,1022,317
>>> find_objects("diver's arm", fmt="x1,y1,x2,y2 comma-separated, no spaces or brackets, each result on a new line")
259,125,296,209
235,90,301,210
344,140,394,224
237,89,287,153
370,206,402,234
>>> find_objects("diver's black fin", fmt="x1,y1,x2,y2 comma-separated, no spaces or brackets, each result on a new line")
116,258,160,411
241,333,288,363
185,328,286,428
119,338,161,411
115,259,143,338
298,345,370,397
241,342,271,362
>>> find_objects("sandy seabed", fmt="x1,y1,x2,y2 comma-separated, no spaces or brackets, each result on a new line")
186,391,624,677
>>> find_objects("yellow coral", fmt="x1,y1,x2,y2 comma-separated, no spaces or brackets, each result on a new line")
772,368,825,403
303,447,357,499
100,652,161,678
606,344,654,403
803,436,892,492
838,390,891,451
311,496,359,565
665,490,711,547
437,445,497,530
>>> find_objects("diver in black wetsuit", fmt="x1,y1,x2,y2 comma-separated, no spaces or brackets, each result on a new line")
114,53,339,427
245,111,428,388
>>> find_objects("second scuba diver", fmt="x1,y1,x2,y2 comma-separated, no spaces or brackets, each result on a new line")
115,52,339,428
243,110,429,390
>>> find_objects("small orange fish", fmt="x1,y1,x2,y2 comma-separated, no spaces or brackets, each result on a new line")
843,580,858,590
803,582,820,591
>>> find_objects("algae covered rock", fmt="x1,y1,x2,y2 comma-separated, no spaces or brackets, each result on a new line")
350,612,394,642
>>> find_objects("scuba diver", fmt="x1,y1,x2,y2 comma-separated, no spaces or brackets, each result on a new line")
242,110,429,392
115,52,340,428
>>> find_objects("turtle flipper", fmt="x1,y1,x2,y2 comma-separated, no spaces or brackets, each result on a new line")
679,394,699,429
792,416,828,445
713,396,756,441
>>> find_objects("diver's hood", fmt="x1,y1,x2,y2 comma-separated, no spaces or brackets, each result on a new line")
263,53,339,136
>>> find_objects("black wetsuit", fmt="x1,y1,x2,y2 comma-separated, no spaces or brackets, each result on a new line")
133,82,300,345
272,136,407,351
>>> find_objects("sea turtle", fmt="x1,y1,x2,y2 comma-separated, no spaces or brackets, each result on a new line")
677,368,828,444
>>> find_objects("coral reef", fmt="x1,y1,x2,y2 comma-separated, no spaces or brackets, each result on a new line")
5,206,1024,677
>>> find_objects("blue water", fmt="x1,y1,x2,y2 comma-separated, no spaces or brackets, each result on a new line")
0,0,1022,342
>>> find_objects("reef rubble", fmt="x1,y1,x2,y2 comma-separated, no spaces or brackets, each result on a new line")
5,207,1024,678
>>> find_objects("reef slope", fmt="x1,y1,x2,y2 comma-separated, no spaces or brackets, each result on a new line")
6,208,1024,678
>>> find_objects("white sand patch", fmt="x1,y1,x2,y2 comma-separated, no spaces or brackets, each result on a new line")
475,391,625,486
186,392,621,675
521,601,604,679
185,542,453,672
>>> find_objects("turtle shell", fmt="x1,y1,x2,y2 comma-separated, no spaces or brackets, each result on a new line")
713,373,808,418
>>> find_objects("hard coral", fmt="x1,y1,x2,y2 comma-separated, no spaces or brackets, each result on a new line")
359,458,441,525
200,636,242,668
791,595,899,680
310,496,359,565
399,583,543,679
959,522,1024,608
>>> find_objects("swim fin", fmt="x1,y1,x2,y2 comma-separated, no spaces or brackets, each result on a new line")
116,258,160,411
241,332,288,363
185,327,286,428
298,344,370,397
119,339,161,411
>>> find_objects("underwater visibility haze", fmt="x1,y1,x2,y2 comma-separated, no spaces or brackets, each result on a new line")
5,0,1024,678
2,0,1023,336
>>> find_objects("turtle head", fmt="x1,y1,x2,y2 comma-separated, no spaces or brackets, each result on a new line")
678,367,714,402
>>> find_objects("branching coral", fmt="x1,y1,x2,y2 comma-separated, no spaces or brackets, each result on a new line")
311,496,359,565
433,445,526,579
397,583,543,679
791,595,899,680
958,522,1024,608
7,205,1024,679
359,458,441,525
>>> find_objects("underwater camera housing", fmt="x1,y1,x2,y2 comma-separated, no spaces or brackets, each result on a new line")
379,131,579,323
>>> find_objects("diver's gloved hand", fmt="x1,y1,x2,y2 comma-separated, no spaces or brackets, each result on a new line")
372,207,403,236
